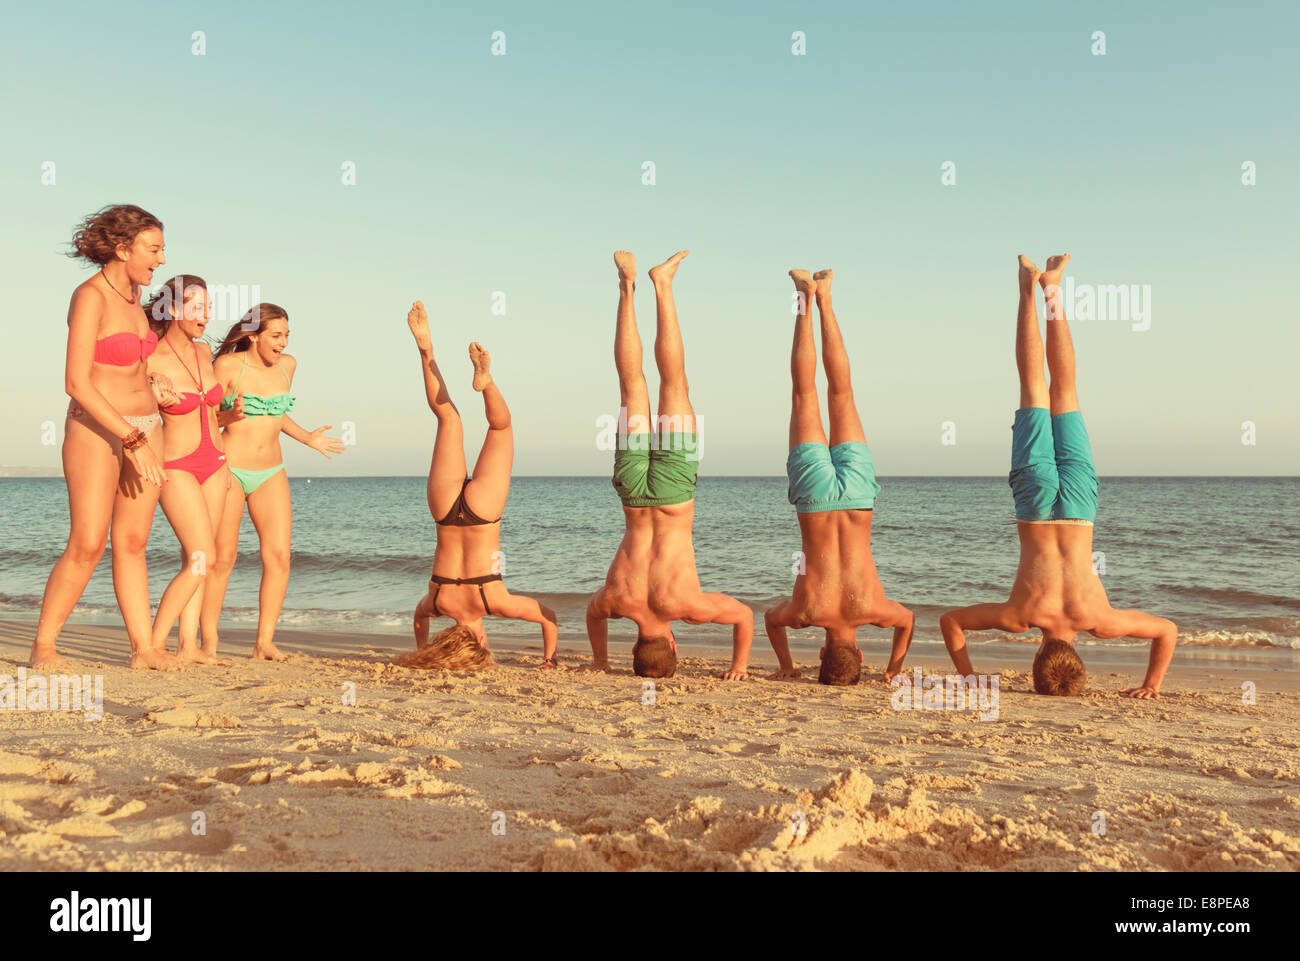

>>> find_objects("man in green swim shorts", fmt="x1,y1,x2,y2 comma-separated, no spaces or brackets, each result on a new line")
763,268,915,686
585,250,754,680
934,254,1177,698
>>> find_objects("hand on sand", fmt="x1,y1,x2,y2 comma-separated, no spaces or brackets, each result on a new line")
769,666,802,680
577,662,609,673
1119,685,1161,699
884,664,911,684
719,667,749,681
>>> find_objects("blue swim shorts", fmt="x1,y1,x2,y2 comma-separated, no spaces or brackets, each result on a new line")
1008,408,1099,522
787,441,882,514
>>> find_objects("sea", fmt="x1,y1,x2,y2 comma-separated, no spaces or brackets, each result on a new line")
1,476,1297,668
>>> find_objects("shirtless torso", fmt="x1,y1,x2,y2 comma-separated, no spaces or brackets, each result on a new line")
764,509,914,679
587,502,754,677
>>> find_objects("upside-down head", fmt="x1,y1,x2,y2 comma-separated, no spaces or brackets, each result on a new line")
818,641,862,686
633,633,677,678
1033,638,1086,695
395,624,492,671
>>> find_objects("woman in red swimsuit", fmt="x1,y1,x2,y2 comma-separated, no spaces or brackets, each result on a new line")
29,205,177,671
144,275,231,665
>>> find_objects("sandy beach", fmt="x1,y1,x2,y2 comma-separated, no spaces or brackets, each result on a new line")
0,619,1297,872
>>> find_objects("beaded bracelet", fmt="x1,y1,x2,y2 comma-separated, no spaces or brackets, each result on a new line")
122,428,147,452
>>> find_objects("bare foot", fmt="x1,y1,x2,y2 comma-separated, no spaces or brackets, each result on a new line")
812,268,833,298
130,647,182,671
28,645,69,671
177,644,228,666
1038,253,1070,290
251,642,288,662
648,250,689,285
1018,254,1041,294
469,342,493,391
407,300,431,351
789,268,817,300
614,250,636,283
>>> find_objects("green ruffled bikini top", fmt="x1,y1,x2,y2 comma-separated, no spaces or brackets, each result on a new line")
219,352,296,416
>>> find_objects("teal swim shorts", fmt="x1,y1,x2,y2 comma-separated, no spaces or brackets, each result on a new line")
612,431,701,508
1008,407,1099,521
786,441,881,514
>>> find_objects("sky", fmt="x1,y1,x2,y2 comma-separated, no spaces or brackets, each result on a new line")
2,0,1297,476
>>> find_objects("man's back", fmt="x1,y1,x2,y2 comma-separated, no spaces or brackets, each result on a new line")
1008,522,1111,636
790,509,886,628
602,502,702,621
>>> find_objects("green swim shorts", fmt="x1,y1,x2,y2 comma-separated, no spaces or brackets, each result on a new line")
612,431,700,508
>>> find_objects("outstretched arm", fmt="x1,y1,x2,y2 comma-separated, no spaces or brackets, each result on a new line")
492,593,559,668
690,594,754,681
763,601,802,679
872,600,916,682
1092,609,1178,698
583,588,611,672
281,415,345,457
940,603,1019,676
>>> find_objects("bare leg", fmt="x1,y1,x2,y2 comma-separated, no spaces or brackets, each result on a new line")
153,471,214,657
246,470,291,661
646,250,695,430
466,343,512,519
614,251,652,438
814,269,866,446
409,300,468,520
1016,255,1049,409
177,465,230,663
112,426,179,671
788,269,827,450
200,480,245,658
1040,254,1079,416
29,417,118,669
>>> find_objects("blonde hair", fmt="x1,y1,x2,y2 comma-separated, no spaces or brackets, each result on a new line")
395,624,492,671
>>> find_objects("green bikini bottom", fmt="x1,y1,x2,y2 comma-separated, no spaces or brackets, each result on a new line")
229,464,285,496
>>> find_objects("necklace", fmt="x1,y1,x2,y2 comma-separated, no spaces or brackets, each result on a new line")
100,269,137,304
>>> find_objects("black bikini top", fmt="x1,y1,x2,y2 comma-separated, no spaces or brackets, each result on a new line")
436,478,500,527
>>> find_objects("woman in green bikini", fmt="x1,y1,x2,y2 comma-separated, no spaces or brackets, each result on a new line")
204,303,343,660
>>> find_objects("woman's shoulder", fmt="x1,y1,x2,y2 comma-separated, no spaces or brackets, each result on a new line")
212,350,239,373
280,352,298,369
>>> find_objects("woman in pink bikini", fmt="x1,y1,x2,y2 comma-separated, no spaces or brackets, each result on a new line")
29,205,177,671
144,275,232,665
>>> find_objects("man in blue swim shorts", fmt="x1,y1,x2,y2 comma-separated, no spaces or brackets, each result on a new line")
932,254,1177,698
763,268,915,687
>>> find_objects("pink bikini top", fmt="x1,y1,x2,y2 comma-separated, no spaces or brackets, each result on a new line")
94,330,158,366
162,383,224,415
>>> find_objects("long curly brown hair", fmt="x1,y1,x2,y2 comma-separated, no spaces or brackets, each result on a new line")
68,204,164,266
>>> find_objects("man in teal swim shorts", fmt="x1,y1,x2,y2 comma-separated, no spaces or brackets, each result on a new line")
932,254,1177,698
585,250,754,680
763,268,915,686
